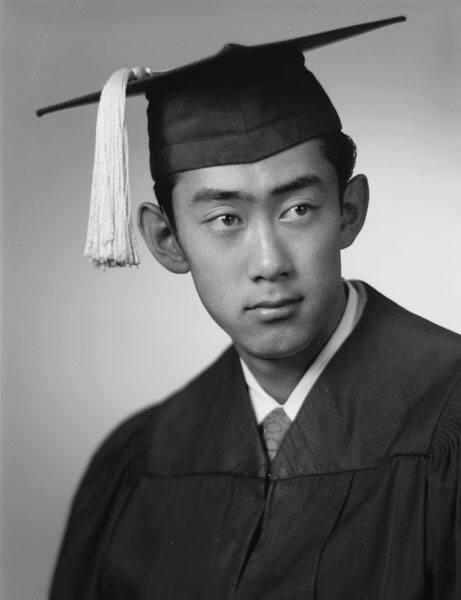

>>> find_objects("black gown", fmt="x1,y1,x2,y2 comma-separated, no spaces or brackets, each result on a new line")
49,284,461,599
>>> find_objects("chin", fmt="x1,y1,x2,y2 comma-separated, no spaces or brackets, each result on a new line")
240,329,315,361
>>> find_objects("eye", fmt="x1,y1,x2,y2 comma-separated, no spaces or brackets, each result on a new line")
219,214,239,226
293,204,309,216
208,213,243,231
281,203,312,221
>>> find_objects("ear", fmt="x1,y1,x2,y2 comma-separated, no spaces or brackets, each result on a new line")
137,202,190,274
339,174,369,250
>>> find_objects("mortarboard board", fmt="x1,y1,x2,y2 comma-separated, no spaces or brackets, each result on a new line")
36,16,406,269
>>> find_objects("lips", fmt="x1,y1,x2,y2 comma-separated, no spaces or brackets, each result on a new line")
250,298,300,309
247,296,302,320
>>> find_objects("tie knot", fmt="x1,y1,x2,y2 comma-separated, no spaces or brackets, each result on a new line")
261,407,291,461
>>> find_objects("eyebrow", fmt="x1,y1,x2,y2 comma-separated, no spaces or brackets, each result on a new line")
270,174,323,196
191,173,324,204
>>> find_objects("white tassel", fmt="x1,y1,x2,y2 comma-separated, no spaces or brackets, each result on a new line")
85,66,152,268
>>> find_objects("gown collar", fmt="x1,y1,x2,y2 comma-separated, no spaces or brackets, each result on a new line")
147,283,434,479
240,280,367,424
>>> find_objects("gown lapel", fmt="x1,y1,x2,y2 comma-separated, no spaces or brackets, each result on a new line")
271,283,381,479
208,347,268,476
147,346,268,478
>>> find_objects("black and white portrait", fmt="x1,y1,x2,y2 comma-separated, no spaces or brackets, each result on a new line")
1,2,460,598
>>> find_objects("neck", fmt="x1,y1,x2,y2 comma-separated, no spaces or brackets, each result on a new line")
238,284,347,403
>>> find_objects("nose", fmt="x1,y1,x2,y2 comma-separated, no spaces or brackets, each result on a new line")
246,220,292,282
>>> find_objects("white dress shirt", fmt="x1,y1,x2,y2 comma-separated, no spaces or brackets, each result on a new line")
240,280,367,424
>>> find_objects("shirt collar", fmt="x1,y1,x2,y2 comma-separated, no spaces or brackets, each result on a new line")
240,280,367,424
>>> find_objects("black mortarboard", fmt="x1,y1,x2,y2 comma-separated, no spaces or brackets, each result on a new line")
37,16,406,268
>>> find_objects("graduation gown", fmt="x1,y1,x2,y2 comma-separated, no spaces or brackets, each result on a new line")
49,284,461,599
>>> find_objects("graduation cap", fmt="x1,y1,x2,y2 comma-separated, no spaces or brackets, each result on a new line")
37,15,406,269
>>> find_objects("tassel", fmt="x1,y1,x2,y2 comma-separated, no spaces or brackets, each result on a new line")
84,66,152,268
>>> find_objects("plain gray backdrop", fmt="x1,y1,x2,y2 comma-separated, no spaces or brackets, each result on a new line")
1,1,460,598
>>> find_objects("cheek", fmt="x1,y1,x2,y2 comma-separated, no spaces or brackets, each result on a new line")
179,229,243,303
294,217,342,278
186,252,242,329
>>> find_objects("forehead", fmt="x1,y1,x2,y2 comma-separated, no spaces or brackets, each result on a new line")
173,138,336,200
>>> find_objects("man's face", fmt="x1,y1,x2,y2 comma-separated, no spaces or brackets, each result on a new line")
171,139,346,361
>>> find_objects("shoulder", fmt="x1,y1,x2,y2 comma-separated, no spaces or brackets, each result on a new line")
363,282,461,354
154,344,237,418
87,345,237,477
362,283,461,381
72,404,156,512
353,283,461,457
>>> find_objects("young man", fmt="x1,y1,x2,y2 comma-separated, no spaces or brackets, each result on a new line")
41,17,461,600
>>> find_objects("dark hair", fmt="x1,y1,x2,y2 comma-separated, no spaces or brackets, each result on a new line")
153,173,181,232
317,130,357,199
153,130,357,230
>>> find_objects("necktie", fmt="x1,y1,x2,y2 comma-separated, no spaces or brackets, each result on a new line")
261,407,292,460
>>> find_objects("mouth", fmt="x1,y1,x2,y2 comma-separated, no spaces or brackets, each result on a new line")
247,296,303,320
